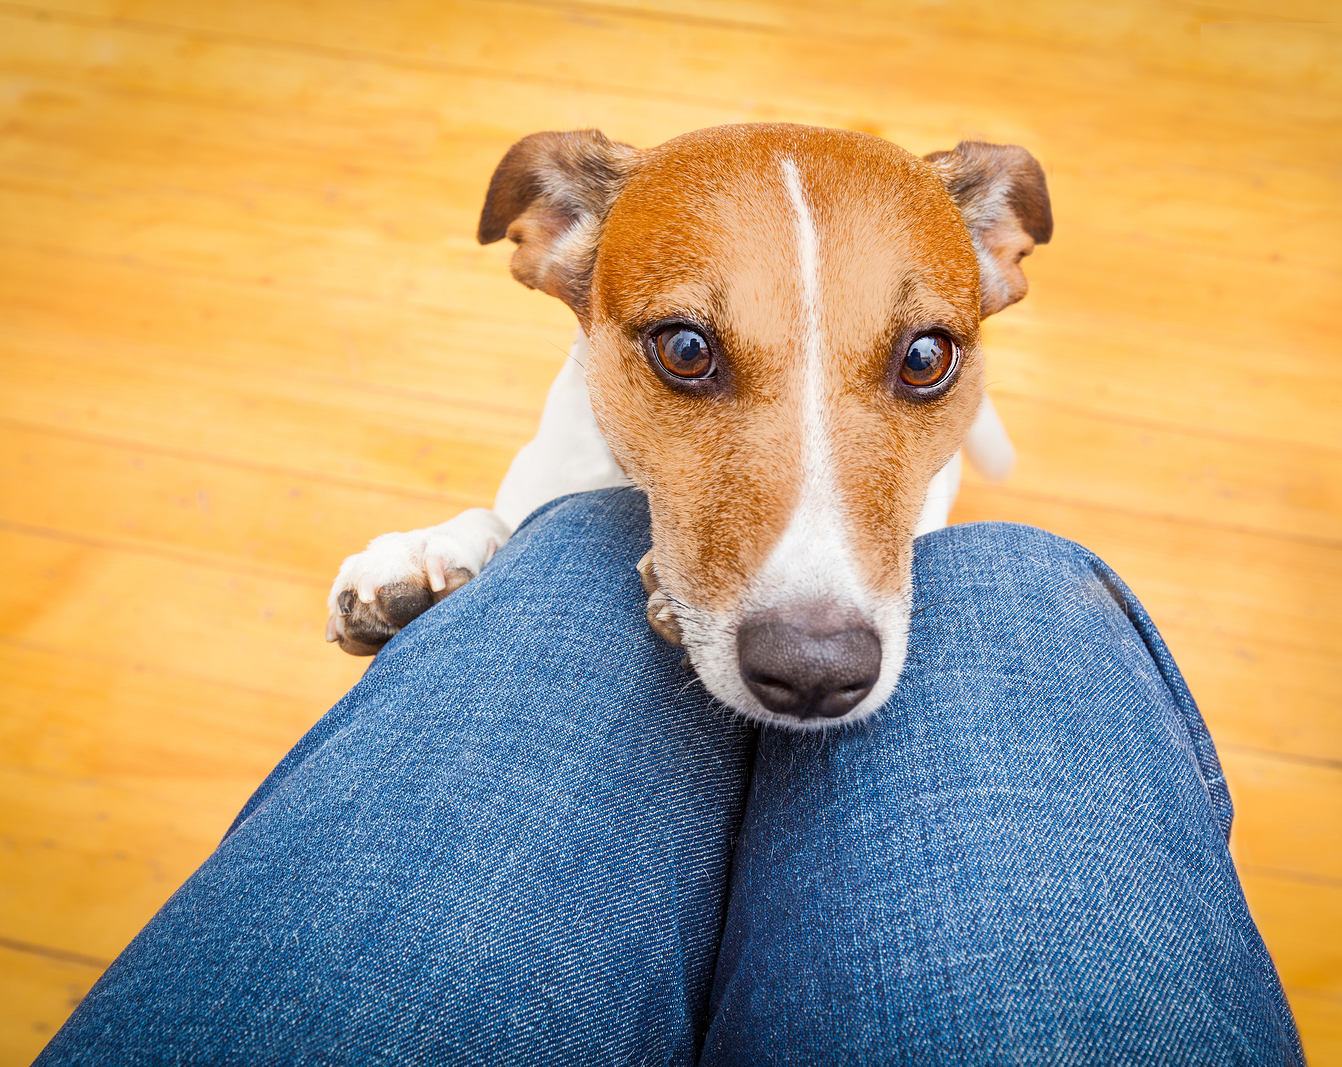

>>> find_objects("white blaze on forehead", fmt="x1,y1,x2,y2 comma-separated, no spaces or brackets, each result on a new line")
747,159,865,614
781,158,827,490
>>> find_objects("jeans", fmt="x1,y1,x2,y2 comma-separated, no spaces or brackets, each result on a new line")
36,489,1303,1066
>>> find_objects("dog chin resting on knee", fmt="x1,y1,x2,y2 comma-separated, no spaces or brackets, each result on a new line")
325,123,1051,731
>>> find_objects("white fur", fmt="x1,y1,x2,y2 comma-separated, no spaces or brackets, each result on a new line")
911,398,1012,535
494,332,631,528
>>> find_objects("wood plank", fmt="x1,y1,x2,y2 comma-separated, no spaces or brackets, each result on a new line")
2,357,1337,585
977,296,1342,455
1151,627,1342,761
0,7,735,146
4,0,1333,299
1242,872,1342,998
20,0,1341,130
1290,989,1342,1067
0,765,239,960
949,485,1340,657
0,943,104,1067
3,217,1337,464
0,420,479,582
0,15,1334,454
2,4,1334,267
0,330,531,499
2,78,1327,300
0,638,329,956
1240,868,1342,1063
0,71,1328,299
0,0,1329,252
0,527,366,705
1,232,1334,459
1,12,1336,453
1224,749,1342,884
9,436,1339,892
0,640,322,789
0,245,574,417
0,526,1336,935
580,0,1342,68
985,391,1341,544
0,462,1335,747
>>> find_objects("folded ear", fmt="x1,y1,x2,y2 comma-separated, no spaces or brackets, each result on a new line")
923,141,1053,317
478,129,641,322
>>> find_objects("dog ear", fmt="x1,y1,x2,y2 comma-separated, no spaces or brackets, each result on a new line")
478,130,641,322
923,141,1053,317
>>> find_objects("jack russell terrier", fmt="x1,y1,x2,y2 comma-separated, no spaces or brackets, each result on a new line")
325,123,1051,730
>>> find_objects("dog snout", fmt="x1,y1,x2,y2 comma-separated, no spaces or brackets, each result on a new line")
737,617,882,721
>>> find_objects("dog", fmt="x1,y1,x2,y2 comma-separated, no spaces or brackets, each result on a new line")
324,124,1050,729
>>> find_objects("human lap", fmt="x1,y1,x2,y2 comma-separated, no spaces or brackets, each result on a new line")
38,492,1301,1067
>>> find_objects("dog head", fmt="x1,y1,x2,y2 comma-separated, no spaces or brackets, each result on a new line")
479,124,1051,728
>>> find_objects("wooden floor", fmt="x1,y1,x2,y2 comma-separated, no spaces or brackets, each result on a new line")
1,0,1338,1060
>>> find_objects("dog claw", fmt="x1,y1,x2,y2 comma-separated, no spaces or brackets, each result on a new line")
426,555,474,595
337,590,356,617
637,550,684,645
646,589,684,646
636,550,660,596
441,566,474,596
325,617,341,643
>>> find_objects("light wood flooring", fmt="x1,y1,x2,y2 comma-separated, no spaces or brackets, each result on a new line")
1,1,1339,1061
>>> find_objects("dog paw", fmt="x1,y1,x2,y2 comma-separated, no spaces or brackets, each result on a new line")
637,551,683,646
326,508,511,655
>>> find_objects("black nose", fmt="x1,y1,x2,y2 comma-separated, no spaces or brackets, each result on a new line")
737,618,881,720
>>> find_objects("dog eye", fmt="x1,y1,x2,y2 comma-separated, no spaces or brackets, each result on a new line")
899,332,957,389
652,326,715,379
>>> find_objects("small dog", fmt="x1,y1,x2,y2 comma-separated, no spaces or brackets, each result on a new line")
326,124,1050,729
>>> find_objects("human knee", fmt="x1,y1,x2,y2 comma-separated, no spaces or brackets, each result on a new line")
911,521,1137,643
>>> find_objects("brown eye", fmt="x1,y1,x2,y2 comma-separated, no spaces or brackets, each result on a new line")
899,332,957,389
653,326,715,379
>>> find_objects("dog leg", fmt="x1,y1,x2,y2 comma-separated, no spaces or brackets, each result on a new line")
326,330,631,654
637,551,684,646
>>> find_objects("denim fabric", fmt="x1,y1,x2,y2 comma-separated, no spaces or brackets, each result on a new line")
37,490,1301,1066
